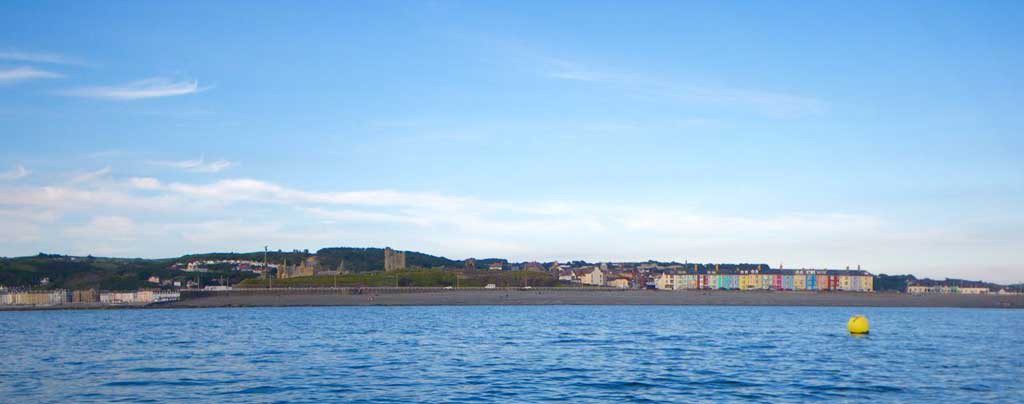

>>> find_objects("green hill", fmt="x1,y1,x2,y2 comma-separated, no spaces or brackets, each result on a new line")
0,254,255,290
314,247,462,272
0,247,469,290
178,250,312,265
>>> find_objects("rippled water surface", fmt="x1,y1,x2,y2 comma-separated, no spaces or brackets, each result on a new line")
2,306,1022,402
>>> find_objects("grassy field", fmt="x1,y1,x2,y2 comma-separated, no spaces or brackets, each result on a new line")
236,269,559,288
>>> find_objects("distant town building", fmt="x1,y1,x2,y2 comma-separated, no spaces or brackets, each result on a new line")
0,290,66,306
182,259,273,273
608,277,630,289
0,289,105,306
909,284,987,294
185,262,209,272
99,290,180,305
384,247,407,272
488,261,505,271
654,268,874,292
579,267,606,286
905,278,999,294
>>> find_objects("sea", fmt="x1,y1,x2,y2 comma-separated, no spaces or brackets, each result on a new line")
1,306,1022,402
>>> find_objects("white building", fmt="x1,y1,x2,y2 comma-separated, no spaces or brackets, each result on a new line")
579,267,606,286
100,291,180,304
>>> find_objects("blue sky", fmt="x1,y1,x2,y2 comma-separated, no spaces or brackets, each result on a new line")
1,1,1022,282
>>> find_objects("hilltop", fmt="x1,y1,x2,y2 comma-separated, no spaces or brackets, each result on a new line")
0,254,258,291
314,247,463,272
0,247,474,290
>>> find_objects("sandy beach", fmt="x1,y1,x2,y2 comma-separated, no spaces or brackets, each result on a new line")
163,289,1024,309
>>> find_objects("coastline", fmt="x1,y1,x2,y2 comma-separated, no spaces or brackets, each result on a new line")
4,290,1022,311
167,290,1023,308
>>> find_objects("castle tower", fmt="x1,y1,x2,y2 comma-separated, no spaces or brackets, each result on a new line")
384,247,406,272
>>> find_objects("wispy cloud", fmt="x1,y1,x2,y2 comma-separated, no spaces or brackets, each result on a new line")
0,66,63,84
69,166,112,183
538,56,825,117
0,50,87,66
58,77,205,100
543,59,611,82
0,164,30,180
676,87,827,118
161,179,470,211
151,157,233,173
128,177,161,190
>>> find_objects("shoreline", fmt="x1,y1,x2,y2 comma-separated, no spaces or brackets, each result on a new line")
5,290,1021,310
170,290,1024,309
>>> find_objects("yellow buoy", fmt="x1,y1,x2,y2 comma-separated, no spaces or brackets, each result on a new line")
847,315,870,334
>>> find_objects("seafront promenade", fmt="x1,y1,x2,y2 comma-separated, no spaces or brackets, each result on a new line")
166,288,1024,309
4,288,1023,310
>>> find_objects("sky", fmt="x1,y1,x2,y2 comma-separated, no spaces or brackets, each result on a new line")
1,1,1022,283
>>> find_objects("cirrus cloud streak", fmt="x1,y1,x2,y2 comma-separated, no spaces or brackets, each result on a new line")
58,77,205,100
0,66,63,84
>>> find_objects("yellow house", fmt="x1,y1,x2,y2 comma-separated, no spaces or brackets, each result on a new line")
862,276,874,292
579,267,606,286
794,274,806,290
655,273,675,290
839,275,851,290
608,278,630,289
739,274,755,290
